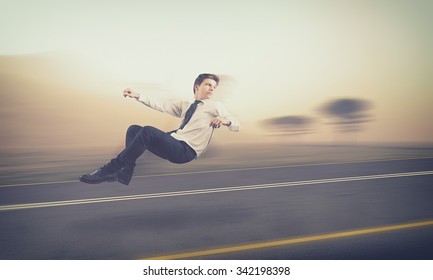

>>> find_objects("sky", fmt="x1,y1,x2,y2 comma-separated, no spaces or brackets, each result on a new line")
1,0,432,144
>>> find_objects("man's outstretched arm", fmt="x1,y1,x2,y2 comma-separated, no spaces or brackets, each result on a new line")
123,88,183,118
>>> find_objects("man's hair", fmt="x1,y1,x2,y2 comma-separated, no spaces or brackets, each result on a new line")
193,73,220,93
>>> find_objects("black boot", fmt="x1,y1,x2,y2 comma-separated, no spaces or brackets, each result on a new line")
117,165,135,186
79,159,122,184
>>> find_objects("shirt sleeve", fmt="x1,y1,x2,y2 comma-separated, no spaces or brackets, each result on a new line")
138,95,184,118
216,102,240,132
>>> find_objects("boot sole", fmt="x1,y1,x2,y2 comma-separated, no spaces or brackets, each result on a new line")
117,176,131,185
79,175,117,184
117,170,132,185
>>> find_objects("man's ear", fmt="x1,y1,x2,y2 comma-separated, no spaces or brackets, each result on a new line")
194,84,199,93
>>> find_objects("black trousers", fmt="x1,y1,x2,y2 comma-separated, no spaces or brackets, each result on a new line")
117,125,197,166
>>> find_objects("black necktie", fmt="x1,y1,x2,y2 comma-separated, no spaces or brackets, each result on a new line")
179,100,201,130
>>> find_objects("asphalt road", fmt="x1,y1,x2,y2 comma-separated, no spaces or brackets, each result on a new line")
1,157,433,260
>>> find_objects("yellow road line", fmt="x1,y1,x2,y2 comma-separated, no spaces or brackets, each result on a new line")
143,220,433,260
1,170,432,212
1,156,432,188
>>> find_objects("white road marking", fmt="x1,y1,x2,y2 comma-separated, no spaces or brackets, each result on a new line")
1,156,432,188
1,170,432,212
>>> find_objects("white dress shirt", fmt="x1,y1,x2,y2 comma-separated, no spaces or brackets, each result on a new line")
138,95,240,157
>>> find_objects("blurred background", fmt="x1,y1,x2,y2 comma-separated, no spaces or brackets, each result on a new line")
1,0,432,185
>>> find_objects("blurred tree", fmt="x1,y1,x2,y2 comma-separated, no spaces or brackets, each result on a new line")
319,98,373,142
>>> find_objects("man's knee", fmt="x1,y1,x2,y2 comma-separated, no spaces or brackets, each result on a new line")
126,125,143,145
140,125,156,133
127,125,142,136
127,125,142,133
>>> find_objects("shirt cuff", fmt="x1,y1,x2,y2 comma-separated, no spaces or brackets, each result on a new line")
228,119,240,132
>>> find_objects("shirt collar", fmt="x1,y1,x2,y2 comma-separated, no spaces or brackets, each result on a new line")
195,99,211,105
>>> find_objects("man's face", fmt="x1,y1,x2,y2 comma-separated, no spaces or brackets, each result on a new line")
194,78,217,100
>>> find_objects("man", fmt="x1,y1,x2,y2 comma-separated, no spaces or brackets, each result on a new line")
79,73,240,185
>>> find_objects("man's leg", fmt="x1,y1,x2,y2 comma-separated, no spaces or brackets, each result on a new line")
80,126,196,185
118,126,196,165
116,126,196,185
79,125,142,185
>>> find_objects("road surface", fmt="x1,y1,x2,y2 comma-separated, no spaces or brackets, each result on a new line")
1,157,433,259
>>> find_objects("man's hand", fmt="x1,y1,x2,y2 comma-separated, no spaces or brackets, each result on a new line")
123,88,140,100
210,117,231,128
